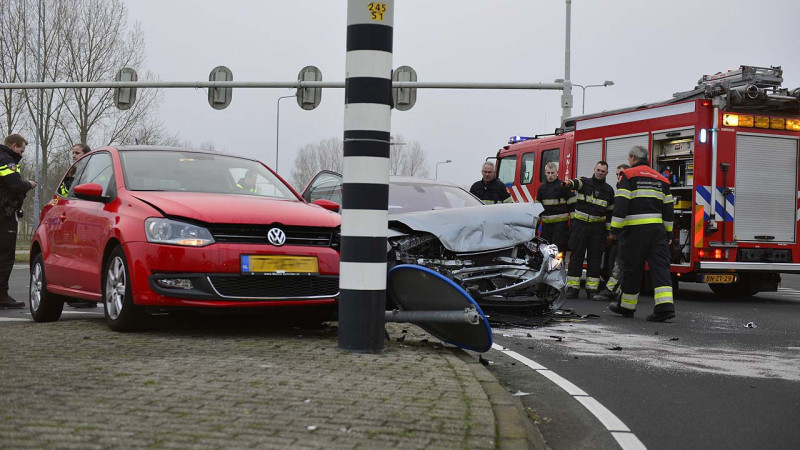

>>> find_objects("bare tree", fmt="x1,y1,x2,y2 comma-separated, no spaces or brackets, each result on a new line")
290,137,343,189
290,135,430,189
61,0,161,147
0,0,29,136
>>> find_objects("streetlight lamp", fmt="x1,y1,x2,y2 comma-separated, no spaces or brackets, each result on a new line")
275,93,295,173
435,160,452,179
572,80,614,114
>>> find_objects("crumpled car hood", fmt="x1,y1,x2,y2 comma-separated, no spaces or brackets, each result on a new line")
389,202,544,252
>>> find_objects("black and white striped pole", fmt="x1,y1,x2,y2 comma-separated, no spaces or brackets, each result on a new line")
338,0,394,353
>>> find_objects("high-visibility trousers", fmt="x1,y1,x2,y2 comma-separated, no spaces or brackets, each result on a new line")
567,221,605,291
541,221,569,253
619,224,675,312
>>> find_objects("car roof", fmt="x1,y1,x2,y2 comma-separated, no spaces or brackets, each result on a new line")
108,145,257,162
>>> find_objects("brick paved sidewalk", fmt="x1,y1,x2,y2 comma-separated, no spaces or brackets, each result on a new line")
0,317,542,449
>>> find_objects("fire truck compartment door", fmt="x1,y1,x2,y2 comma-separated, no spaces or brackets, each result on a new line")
575,140,602,180
734,134,799,242
605,134,649,190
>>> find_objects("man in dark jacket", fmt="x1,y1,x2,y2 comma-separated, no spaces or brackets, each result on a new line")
562,161,615,299
594,163,630,302
470,161,512,204
536,162,574,252
0,134,37,309
607,145,676,322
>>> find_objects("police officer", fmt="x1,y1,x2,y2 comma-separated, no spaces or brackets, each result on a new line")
0,134,37,309
594,163,630,302
536,162,574,252
607,145,676,322
562,161,615,299
470,161,512,204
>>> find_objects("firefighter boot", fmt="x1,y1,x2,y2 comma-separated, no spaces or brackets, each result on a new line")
0,291,25,309
565,287,579,299
592,288,615,302
608,301,634,318
585,289,598,300
646,303,676,322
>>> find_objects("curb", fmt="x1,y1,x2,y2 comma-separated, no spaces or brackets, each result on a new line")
451,348,548,450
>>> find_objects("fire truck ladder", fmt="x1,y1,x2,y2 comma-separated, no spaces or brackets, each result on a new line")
671,65,800,113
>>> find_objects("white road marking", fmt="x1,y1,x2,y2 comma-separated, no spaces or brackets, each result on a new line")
492,343,646,450
612,432,648,450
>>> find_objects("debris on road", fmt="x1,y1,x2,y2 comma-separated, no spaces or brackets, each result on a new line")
608,346,623,351
512,390,531,397
745,322,757,328
479,354,493,366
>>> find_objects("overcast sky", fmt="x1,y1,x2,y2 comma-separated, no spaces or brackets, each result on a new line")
124,0,800,189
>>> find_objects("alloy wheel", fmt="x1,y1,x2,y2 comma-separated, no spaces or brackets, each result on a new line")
105,256,127,320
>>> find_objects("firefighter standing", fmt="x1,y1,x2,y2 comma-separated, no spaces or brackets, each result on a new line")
594,163,630,302
562,161,615,299
0,134,36,309
608,145,676,322
536,162,574,252
470,161,512,204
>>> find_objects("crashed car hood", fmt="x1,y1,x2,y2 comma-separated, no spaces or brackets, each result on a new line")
389,202,544,252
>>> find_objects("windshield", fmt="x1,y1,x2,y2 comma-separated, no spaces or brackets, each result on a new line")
389,181,483,214
119,150,297,199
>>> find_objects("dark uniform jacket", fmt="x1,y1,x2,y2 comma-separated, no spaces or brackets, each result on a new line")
536,178,574,223
565,175,615,229
469,178,512,204
0,144,32,218
610,161,674,235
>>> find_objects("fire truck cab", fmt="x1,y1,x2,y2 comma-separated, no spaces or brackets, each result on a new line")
496,65,800,295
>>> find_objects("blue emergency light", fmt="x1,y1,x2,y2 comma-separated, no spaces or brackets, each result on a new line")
508,135,533,144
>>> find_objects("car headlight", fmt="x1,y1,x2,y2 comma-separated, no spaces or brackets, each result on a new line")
144,218,215,247
539,243,563,271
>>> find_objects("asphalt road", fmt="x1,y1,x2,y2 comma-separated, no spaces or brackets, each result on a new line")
483,276,800,450
4,265,800,449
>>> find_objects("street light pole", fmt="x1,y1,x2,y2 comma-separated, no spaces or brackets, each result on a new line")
573,81,614,114
435,160,452,179
275,93,295,173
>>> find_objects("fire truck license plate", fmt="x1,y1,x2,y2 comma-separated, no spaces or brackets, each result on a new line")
699,274,737,284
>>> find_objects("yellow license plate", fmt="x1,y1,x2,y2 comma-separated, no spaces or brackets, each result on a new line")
242,255,319,274
700,274,737,284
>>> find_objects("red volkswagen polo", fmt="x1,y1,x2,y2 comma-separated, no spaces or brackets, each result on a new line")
29,146,341,331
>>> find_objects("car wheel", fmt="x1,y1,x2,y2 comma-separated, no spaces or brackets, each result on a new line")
103,246,145,331
29,253,64,322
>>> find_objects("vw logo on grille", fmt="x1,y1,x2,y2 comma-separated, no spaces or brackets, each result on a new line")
267,228,286,246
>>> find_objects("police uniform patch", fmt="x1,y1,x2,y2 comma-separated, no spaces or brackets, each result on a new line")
7,163,16,171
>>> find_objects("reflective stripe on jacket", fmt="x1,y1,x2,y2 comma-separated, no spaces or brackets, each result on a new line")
610,161,674,234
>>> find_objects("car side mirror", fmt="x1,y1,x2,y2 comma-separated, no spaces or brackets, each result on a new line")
312,199,340,213
73,183,111,203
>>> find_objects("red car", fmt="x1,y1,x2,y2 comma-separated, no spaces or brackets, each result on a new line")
29,146,341,331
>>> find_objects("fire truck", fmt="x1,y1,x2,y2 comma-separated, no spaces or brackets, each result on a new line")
495,65,800,295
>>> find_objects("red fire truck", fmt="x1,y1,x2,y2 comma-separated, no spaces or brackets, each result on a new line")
495,65,800,295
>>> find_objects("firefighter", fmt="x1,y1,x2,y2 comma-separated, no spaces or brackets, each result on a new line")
0,134,36,309
536,162,574,252
470,161,512,204
562,161,615,299
607,145,676,322
594,163,630,302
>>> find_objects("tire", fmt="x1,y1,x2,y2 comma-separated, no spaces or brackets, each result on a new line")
103,246,145,331
29,253,64,322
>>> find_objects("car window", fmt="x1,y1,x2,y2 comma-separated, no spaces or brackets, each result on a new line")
59,157,91,198
119,150,297,199
496,156,517,185
389,182,482,214
304,172,343,204
540,148,560,183
75,152,115,197
521,153,535,185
